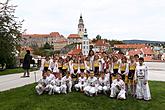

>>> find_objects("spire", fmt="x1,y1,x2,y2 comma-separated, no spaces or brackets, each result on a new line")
80,13,82,18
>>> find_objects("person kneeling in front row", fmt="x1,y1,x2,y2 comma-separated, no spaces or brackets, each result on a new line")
110,74,126,100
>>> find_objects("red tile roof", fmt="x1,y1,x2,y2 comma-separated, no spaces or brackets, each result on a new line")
68,34,81,39
22,32,61,38
114,44,146,49
95,40,109,47
128,47,154,56
142,47,154,55
128,49,142,56
68,45,82,55
50,32,60,37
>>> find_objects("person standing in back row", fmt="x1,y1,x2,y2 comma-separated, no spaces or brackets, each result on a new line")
22,50,32,77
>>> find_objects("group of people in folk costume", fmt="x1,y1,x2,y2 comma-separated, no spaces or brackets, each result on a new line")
35,50,151,101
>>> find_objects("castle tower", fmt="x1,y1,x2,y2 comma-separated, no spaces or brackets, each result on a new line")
78,14,84,37
82,29,89,56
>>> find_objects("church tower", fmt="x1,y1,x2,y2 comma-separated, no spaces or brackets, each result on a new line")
78,14,85,37
82,29,89,56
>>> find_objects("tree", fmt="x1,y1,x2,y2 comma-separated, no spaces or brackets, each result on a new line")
109,40,124,47
96,35,101,40
0,0,24,69
43,42,53,49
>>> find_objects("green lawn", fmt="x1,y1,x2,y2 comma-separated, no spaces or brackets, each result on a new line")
0,68,38,76
0,81,165,110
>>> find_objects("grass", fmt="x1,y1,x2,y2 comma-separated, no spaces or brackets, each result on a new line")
0,67,38,76
0,81,165,110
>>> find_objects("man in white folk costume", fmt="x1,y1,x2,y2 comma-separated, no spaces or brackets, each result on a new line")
44,70,56,94
135,57,151,101
84,71,98,96
62,72,72,93
75,73,87,92
53,73,67,94
98,73,110,95
35,72,48,95
110,74,126,99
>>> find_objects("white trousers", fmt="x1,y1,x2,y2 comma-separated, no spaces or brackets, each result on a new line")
110,85,126,99
75,83,86,91
136,79,151,100
35,84,45,95
54,85,67,94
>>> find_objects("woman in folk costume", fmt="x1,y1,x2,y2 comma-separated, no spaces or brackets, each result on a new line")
62,58,69,77
118,56,129,93
110,74,126,100
98,73,110,95
111,56,120,80
128,56,137,96
135,57,151,101
75,72,87,92
93,55,101,76
84,71,98,97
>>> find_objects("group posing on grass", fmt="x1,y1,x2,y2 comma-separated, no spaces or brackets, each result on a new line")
35,50,151,101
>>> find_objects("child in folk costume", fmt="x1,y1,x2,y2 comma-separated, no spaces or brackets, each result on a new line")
62,59,69,77
44,70,55,95
75,73,87,92
118,56,129,93
98,73,110,95
84,71,98,97
93,55,101,76
88,50,95,70
57,57,63,74
135,57,151,101
71,59,79,85
110,74,126,99
84,56,91,77
128,56,137,96
54,73,67,94
43,56,50,72
35,72,48,95
63,72,72,93
49,57,56,72
111,56,120,80
79,57,86,74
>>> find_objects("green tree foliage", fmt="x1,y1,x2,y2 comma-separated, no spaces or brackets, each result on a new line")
33,42,54,56
109,40,124,47
0,0,24,68
43,42,53,49
96,34,101,40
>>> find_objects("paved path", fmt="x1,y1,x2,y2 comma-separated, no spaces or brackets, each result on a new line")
0,70,42,92
0,62,164,92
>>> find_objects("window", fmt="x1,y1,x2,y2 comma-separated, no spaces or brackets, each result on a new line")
84,41,85,44
84,46,85,49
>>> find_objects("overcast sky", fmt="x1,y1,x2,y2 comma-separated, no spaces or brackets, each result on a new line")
2,0,165,41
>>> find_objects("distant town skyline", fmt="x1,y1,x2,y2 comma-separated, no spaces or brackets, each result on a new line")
3,0,165,41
